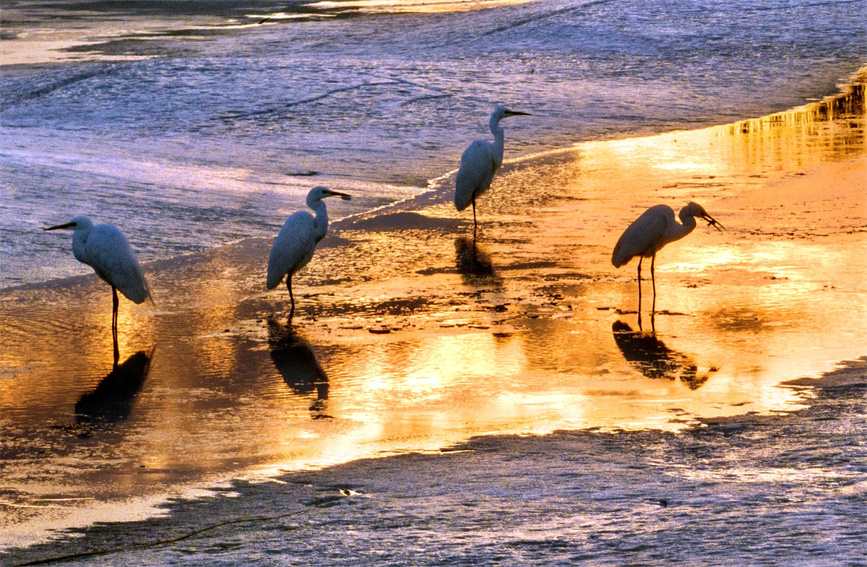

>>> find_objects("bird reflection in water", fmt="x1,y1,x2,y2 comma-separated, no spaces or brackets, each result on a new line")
611,321,710,390
455,236,503,287
75,348,154,424
268,319,330,418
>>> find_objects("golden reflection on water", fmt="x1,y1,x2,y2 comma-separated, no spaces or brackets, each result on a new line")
1,72,866,546
307,0,542,14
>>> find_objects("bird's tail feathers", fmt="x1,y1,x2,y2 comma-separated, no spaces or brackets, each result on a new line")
266,270,284,291
454,194,472,212
137,273,155,306
611,241,628,268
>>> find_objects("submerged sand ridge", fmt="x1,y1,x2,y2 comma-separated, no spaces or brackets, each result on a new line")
0,78,866,549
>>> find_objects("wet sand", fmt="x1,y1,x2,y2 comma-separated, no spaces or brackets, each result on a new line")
3,358,865,565
0,0,316,65
0,0,526,66
1,78,866,560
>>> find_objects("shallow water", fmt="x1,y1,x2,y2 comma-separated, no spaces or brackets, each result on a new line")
1,77,865,549
1,0,866,554
2,363,865,565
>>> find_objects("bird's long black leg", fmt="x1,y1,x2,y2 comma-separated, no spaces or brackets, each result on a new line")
287,275,295,324
472,195,477,242
112,286,120,365
637,257,643,331
650,253,657,325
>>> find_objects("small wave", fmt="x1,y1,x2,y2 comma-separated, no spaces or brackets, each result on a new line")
0,63,123,111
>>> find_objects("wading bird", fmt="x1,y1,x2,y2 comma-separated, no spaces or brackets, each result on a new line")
455,105,530,239
611,202,723,328
267,186,351,322
44,216,152,362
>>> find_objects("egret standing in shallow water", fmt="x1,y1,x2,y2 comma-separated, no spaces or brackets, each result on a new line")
455,105,530,240
44,216,152,362
612,202,724,328
267,186,351,322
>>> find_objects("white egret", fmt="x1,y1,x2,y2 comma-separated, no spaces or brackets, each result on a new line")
44,216,152,361
267,186,351,322
455,105,530,239
611,202,723,327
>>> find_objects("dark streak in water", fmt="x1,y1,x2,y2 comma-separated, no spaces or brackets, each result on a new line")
218,82,405,121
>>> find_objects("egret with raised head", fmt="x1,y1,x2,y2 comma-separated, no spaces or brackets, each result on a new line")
267,186,351,322
455,105,529,239
44,216,152,362
612,202,723,328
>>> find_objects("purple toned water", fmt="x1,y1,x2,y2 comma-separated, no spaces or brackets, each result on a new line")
1,0,864,288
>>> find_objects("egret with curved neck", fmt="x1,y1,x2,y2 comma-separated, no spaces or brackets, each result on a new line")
455,105,530,240
267,186,351,322
612,201,724,329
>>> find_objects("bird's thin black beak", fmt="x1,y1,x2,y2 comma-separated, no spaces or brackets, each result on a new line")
704,215,724,232
504,110,531,117
326,190,352,201
44,222,77,231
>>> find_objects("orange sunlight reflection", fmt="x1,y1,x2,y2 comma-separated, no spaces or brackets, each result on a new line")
307,0,544,14
1,72,865,546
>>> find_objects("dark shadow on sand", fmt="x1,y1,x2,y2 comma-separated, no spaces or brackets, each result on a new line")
75,349,154,424
348,211,461,233
455,237,502,287
612,320,709,390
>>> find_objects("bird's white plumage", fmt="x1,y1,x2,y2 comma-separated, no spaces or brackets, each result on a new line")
611,205,676,268
44,214,152,362
455,140,497,211
267,210,318,290
454,105,528,215
265,186,351,320
612,202,720,268
611,202,723,327
64,215,151,303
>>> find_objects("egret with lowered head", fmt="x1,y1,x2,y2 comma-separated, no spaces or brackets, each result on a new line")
44,216,151,362
612,202,724,328
455,105,529,239
267,186,351,322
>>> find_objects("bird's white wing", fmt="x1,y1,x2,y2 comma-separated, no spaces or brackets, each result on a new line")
611,206,671,268
267,211,318,290
455,140,497,211
85,224,151,304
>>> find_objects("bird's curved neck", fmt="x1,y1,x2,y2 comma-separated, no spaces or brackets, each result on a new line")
310,200,329,241
71,227,91,264
670,209,698,242
489,115,506,167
